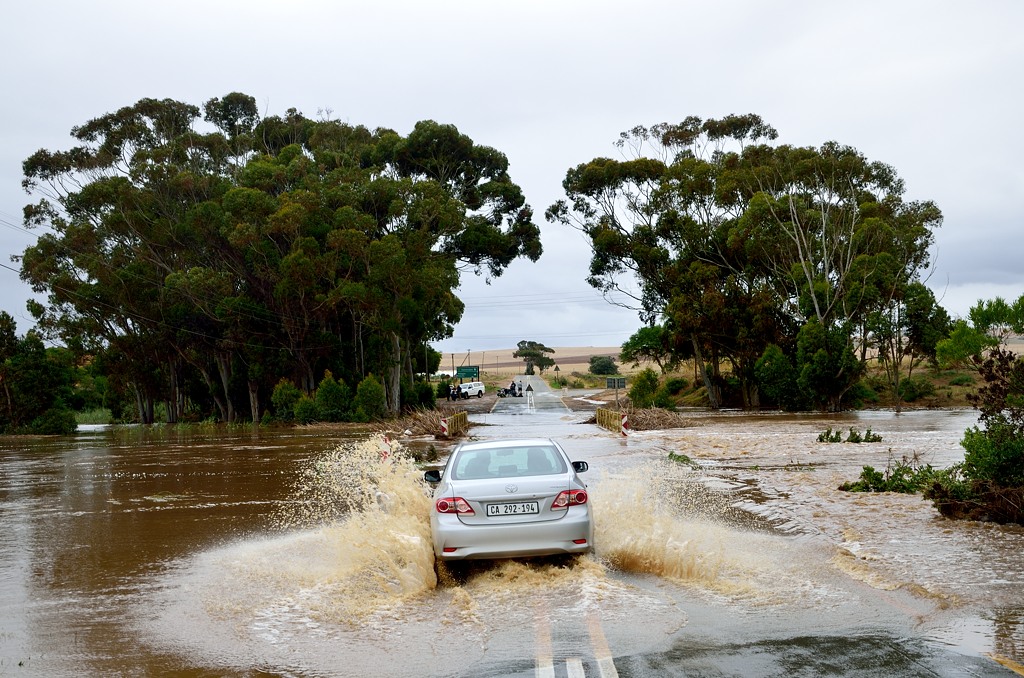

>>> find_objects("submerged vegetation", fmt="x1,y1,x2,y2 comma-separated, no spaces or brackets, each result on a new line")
839,451,938,493
818,428,884,444
924,347,1024,524
835,347,1024,524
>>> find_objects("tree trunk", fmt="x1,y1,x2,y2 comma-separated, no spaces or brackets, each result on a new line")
387,332,401,415
692,336,719,409
215,351,236,423
165,358,181,424
404,332,415,384
133,382,154,424
742,375,760,410
1,378,12,423
197,364,227,422
353,316,365,378
300,357,315,394
248,379,260,423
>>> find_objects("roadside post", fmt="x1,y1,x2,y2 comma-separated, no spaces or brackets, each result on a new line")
607,377,626,407
456,365,479,381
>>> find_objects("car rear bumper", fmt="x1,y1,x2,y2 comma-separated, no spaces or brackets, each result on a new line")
432,509,593,561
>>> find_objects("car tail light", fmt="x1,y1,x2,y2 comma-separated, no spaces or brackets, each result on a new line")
435,497,474,515
552,489,588,509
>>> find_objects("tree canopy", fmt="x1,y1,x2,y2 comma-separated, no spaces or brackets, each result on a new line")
513,340,555,374
19,94,541,422
0,312,77,434
547,115,942,410
619,324,676,373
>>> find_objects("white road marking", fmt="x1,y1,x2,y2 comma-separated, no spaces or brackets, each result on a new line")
534,604,619,677
566,656,586,678
588,610,619,678
535,602,554,678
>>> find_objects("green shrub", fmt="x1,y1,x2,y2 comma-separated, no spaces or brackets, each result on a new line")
25,407,78,435
293,395,320,424
948,374,974,386
399,377,415,411
961,424,1024,487
653,385,675,409
628,368,660,408
796,320,863,411
353,375,387,421
314,370,351,422
848,380,880,406
860,374,886,395
898,375,936,402
840,453,937,493
922,347,1024,524
435,380,452,400
271,379,302,422
664,377,689,394
755,344,802,410
819,427,882,443
840,465,886,491
414,381,436,409
925,463,973,502
845,428,882,443
817,427,843,443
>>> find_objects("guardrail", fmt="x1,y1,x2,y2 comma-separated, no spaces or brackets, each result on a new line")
440,410,468,438
596,407,629,436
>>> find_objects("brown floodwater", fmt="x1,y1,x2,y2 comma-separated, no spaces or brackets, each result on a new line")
0,407,1021,676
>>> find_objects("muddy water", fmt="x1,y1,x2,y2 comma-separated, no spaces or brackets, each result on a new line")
0,409,1021,676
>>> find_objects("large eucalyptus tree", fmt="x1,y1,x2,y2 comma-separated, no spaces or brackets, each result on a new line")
20,94,540,421
548,114,942,410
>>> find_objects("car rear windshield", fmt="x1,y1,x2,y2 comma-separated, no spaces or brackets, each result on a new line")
453,446,566,479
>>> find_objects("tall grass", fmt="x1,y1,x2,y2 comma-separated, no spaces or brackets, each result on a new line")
75,408,113,425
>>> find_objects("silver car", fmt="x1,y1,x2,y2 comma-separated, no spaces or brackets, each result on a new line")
423,438,593,561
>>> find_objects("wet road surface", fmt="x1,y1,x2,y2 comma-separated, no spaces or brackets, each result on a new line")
0,402,1022,676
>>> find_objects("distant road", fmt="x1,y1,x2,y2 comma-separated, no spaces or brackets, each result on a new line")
491,374,570,412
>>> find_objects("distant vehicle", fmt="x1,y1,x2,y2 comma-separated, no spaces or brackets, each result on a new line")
423,438,592,561
459,381,485,398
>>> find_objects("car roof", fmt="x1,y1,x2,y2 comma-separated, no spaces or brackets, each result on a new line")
456,438,556,452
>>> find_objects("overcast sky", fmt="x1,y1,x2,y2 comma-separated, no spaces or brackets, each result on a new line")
2,1,1022,357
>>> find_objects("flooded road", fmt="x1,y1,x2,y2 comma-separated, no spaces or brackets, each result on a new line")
0,399,1021,676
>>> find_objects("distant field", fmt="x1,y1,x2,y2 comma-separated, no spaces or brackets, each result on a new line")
438,347,626,377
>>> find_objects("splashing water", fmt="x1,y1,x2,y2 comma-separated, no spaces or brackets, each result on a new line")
592,466,725,583
137,432,856,677
238,436,831,619
219,433,442,624
587,461,834,605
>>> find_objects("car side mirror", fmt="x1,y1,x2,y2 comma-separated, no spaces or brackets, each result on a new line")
572,461,588,474
423,469,442,483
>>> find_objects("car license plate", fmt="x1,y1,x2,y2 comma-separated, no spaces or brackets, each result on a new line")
487,501,539,516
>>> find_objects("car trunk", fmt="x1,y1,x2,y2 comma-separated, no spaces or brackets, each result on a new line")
450,476,571,525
